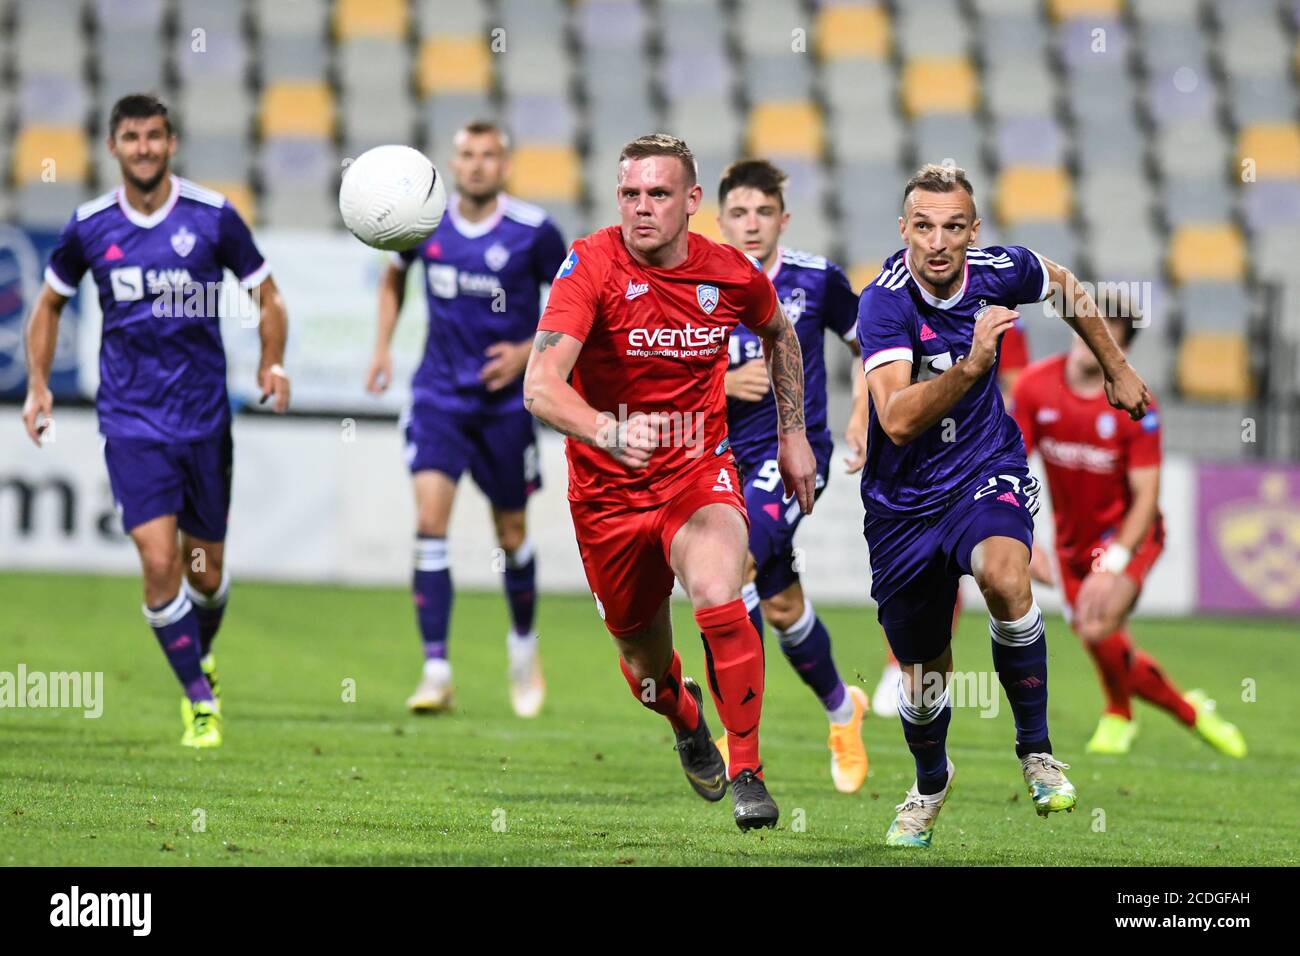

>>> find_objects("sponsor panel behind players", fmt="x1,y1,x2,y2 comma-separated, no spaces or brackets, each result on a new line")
366,121,567,718
524,134,817,830
857,163,1153,847
21,94,290,748
715,159,871,793
1010,296,1246,758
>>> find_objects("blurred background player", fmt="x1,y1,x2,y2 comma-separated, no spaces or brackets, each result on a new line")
715,159,870,793
1011,300,1246,758
20,93,290,748
366,121,567,718
524,134,817,830
857,163,1152,847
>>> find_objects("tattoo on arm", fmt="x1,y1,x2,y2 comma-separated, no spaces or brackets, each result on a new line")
533,330,564,353
766,313,806,433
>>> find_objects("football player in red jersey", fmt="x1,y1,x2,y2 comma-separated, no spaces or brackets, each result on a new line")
1011,307,1245,757
523,134,817,829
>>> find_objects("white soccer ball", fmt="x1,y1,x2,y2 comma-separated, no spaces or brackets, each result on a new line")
339,145,447,251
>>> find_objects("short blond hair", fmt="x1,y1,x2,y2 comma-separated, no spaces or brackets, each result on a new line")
619,133,698,187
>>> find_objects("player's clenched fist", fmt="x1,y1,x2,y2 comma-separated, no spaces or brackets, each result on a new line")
778,431,817,515
964,305,1019,377
1104,362,1152,421
22,384,53,446
595,410,656,470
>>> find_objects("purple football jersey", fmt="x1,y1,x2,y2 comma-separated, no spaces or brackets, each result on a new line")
45,176,268,443
725,248,858,469
856,245,1051,518
395,194,567,415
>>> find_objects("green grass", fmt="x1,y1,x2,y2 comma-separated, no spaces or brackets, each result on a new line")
1,571,1295,866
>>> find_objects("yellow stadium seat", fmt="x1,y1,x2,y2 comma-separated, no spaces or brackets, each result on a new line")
508,145,580,201
334,0,406,40
995,167,1073,226
259,81,334,138
200,180,257,226
850,262,882,294
901,58,977,116
816,4,890,60
1236,123,1300,180
747,101,824,158
13,125,89,185
1048,0,1122,19
1168,224,1246,284
1177,333,1253,401
693,202,724,243
418,36,491,97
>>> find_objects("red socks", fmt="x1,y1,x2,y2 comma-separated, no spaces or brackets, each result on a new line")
620,650,699,734
696,598,764,778
1086,630,1196,726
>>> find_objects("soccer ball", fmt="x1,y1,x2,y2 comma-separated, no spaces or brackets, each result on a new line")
338,145,447,252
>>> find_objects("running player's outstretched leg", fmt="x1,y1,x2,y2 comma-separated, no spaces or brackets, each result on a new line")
672,503,777,830
765,582,868,793
133,516,219,748
889,647,956,848
972,536,1075,817
182,534,227,705
613,598,726,802
493,507,544,717
408,471,456,713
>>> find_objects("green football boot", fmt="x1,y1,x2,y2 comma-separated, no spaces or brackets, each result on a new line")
1020,753,1076,816
1185,690,1247,758
181,699,223,749
1085,713,1138,755
885,759,955,848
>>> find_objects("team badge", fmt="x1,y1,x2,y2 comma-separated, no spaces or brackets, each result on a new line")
556,249,579,279
484,241,510,271
696,284,719,315
170,226,195,258
1096,411,1117,439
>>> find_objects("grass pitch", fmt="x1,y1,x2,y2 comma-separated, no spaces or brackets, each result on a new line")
2,572,1295,866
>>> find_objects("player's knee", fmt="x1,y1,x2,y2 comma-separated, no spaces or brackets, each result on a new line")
495,521,527,555
687,575,741,611
762,591,804,632
976,554,1031,614
139,548,180,595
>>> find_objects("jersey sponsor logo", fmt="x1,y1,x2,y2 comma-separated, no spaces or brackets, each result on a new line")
1036,408,1060,424
109,266,144,302
625,280,649,300
1140,410,1159,432
426,263,457,298
556,249,579,279
917,350,952,381
1096,412,1117,439
484,241,510,271
696,284,719,315
170,226,196,258
425,264,500,298
1038,436,1119,474
626,324,727,351
104,243,124,261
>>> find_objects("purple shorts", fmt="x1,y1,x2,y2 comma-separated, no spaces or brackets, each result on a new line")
739,438,831,600
865,468,1040,664
401,403,540,511
103,423,234,540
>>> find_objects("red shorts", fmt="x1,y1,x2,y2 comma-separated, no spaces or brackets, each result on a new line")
570,460,747,636
1058,521,1165,611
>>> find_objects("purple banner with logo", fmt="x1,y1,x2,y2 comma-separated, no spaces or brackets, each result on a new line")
1196,462,1300,614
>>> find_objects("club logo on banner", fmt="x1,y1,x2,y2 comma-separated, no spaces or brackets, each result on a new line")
1197,463,1300,613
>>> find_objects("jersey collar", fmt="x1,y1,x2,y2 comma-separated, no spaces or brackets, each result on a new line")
765,246,782,281
116,175,179,229
903,254,968,310
447,192,507,239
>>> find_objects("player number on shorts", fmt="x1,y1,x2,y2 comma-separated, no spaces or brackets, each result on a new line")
752,459,782,492
712,468,734,493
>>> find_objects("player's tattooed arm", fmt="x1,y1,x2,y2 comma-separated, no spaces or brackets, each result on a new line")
754,305,806,434
1041,256,1151,420
523,330,652,467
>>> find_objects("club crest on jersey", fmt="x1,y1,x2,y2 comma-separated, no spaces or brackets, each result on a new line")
696,284,719,315
484,241,510,271
1096,411,1117,439
556,249,579,279
170,226,195,258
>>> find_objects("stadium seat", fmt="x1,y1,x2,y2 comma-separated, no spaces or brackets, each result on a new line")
1163,176,1234,228
816,3,890,60
850,262,884,295
1227,75,1297,126
1236,123,1300,180
418,36,492,96
1177,333,1254,401
1167,224,1246,284
579,0,647,50
734,0,807,57
254,0,328,36
1179,281,1252,333
747,101,824,159
18,74,90,128
995,167,1072,225
508,145,581,201
507,93,578,147
745,52,814,102
415,0,487,36
259,82,335,138
894,0,967,57
422,93,497,152
13,126,89,185
692,202,724,243
17,183,89,229
334,0,407,40
901,58,978,115
200,180,258,226
1047,0,1122,19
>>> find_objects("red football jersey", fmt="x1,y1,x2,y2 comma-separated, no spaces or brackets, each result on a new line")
1010,354,1163,567
1000,323,1029,375
537,226,778,506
